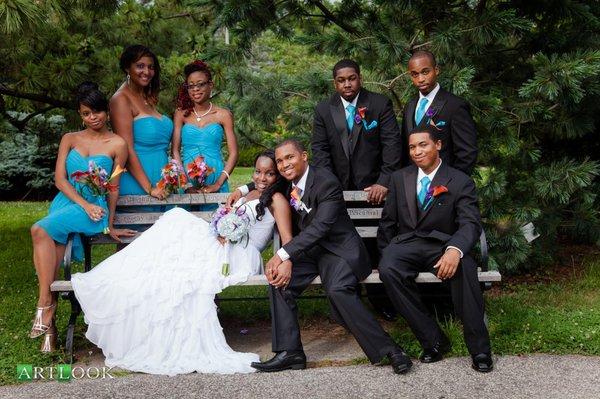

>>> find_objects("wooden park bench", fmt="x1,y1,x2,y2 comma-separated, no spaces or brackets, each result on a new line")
50,191,501,362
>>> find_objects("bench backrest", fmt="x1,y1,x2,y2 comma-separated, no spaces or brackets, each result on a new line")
103,191,488,271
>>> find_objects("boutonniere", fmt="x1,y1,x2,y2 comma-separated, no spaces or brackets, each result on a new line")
423,185,449,210
290,187,311,213
353,107,378,131
425,108,446,130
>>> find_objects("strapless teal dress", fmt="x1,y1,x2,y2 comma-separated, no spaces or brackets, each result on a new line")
181,123,230,193
35,149,113,262
119,115,173,195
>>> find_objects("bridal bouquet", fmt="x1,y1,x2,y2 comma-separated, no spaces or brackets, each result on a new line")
210,204,251,276
186,155,214,187
157,158,188,195
71,161,126,233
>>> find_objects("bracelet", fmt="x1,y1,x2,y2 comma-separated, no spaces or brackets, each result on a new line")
221,170,230,179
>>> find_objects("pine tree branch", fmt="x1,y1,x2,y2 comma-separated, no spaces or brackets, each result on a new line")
0,85,74,110
282,90,309,99
307,0,357,34
0,95,57,131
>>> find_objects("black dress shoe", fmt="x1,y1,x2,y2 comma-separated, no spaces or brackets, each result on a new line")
251,350,307,372
419,338,451,363
471,353,493,372
388,348,413,374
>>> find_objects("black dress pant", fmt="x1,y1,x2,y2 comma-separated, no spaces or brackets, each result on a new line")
270,247,397,363
379,237,491,355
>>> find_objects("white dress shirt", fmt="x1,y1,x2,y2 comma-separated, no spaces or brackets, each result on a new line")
415,83,440,121
276,166,310,261
341,93,359,120
416,159,463,258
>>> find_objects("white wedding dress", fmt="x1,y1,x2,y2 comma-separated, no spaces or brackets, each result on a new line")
71,198,274,375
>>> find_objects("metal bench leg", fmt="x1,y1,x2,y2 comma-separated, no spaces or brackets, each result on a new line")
64,291,81,364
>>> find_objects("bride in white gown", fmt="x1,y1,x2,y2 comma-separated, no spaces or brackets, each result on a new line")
71,150,293,376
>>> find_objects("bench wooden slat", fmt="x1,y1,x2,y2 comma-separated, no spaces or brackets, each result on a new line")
113,211,214,225
117,193,231,206
112,208,382,226
51,270,501,292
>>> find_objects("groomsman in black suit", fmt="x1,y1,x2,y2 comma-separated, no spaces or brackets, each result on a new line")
312,58,403,199
401,50,478,175
251,139,412,374
311,59,403,320
378,126,493,372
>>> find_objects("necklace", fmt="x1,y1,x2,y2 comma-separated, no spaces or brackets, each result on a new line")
192,102,213,122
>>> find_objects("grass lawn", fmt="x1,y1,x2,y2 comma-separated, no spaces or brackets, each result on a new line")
1,166,599,384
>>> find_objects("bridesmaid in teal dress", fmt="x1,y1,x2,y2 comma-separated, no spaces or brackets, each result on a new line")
173,60,238,202
29,83,135,350
110,45,172,200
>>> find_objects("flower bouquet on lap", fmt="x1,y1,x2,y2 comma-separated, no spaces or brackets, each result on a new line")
71,162,125,233
210,203,251,276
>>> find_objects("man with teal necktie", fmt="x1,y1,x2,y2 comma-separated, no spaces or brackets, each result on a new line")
311,59,404,321
401,50,478,176
378,126,493,373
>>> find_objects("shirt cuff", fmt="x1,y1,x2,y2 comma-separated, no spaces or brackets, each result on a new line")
446,246,463,259
237,185,250,196
276,247,290,262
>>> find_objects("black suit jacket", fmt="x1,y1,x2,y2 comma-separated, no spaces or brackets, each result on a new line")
282,166,371,280
401,88,478,175
377,163,482,256
311,89,402,189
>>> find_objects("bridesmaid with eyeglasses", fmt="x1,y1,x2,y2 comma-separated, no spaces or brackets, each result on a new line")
29,82,135,351
172,60,238,197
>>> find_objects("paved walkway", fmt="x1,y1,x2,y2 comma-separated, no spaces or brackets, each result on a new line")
2,355,599,398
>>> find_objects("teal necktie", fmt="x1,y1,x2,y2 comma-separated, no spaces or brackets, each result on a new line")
417,176,431,207
415,98,429,125
346,104,356,133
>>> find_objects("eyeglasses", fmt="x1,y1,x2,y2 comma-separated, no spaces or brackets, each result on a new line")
185,81,211,90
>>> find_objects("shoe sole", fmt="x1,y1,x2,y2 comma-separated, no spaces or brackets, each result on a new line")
472,364,493,373
393,364,412,374
253,363,307,372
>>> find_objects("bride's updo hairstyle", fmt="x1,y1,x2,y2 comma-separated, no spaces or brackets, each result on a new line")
255,149,288,221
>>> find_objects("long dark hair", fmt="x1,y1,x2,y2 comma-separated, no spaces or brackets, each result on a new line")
119,44,161,105
254,149,288,221
176,60,212,117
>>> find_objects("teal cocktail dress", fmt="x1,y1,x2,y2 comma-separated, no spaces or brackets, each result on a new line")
181,123,229,193
119,115,173,195
35,149,114,261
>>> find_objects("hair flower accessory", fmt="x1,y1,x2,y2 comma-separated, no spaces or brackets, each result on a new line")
423,185,449,210
353,107,378,131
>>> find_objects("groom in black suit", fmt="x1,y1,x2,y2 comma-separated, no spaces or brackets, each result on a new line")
401,50,478,175
311,59,402,319
250,139,412,374
378,126,493,372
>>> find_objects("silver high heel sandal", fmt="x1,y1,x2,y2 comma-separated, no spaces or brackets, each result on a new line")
29,303,56,338
40,325,57,353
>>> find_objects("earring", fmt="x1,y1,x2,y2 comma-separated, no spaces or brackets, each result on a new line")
126,74,131,86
